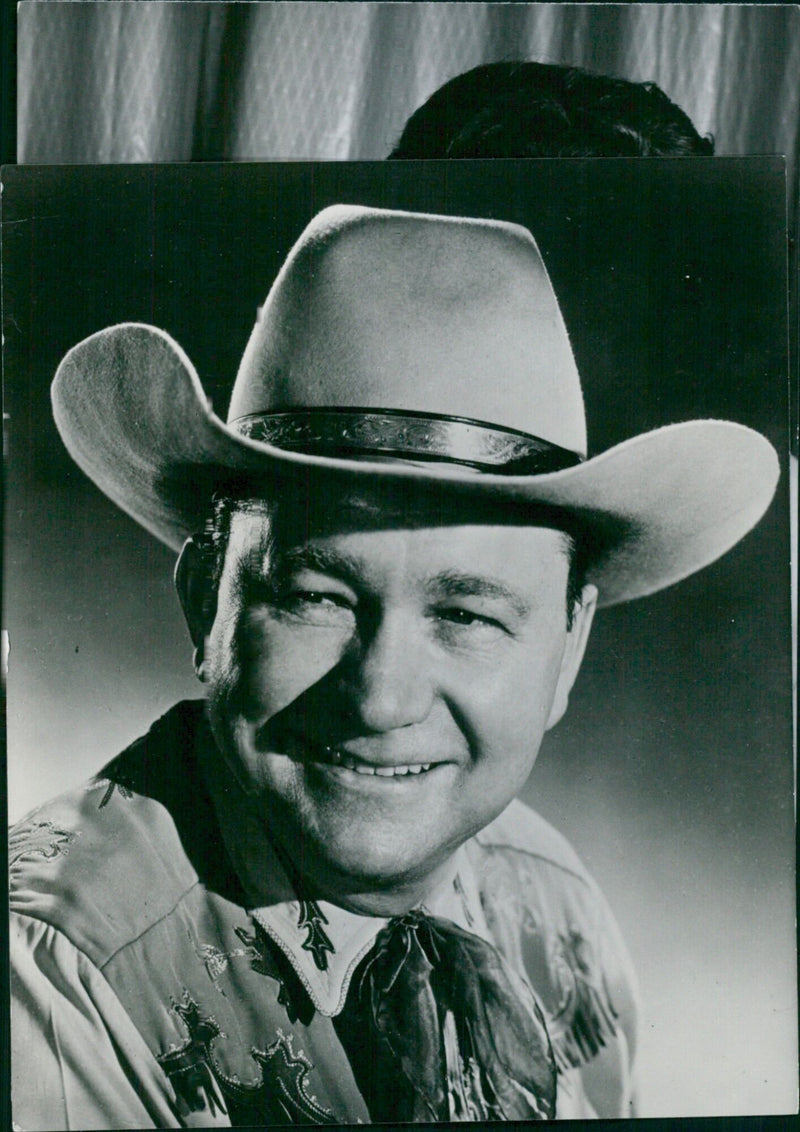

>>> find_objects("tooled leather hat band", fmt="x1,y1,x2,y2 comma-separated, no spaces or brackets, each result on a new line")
230,408,584,475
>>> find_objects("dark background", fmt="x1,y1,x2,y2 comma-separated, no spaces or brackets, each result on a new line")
2,160,794,1116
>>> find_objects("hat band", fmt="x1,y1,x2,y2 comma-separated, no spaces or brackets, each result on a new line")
230,408,583,475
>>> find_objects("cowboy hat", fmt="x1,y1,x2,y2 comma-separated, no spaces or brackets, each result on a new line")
52,204,778,607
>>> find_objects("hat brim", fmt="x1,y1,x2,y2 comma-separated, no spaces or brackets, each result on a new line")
52,323,780,608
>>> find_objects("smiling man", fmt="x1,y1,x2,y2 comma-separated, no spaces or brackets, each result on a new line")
9,204,778,1128
185,490,593,915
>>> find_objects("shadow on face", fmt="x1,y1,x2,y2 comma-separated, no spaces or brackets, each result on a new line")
174,476,599,910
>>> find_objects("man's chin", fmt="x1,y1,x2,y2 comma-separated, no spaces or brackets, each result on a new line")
308,836,433,886
277,824,457,913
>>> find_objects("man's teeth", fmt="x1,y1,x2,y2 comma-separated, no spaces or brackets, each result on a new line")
325,748,432,777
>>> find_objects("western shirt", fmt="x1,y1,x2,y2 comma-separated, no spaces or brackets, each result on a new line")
10,701,639,1128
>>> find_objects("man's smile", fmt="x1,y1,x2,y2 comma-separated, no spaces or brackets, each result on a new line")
322,747,434,777
255,727,442,780
304,751,453,797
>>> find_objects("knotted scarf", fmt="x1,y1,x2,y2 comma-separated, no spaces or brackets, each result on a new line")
335,911,556,1122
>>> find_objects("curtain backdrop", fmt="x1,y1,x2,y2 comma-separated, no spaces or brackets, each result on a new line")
18,3,800,195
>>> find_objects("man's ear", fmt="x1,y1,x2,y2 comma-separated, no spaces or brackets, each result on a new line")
174,537,217,651
545,583,598,731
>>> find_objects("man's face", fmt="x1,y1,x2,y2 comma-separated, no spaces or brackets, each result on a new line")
188,491,594,912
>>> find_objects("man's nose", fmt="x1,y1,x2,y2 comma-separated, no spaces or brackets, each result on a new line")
343,611,436,733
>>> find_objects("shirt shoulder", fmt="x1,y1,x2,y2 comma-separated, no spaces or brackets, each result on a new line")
469,797,627,969
10,910,185,1131
8,700,234,968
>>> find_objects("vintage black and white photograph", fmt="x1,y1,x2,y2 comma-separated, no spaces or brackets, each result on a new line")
6,0,800,1126
3,157,794,1125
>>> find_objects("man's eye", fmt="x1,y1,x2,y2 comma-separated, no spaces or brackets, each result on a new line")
276,590,356,623
435,608,507,633
284,590,351,609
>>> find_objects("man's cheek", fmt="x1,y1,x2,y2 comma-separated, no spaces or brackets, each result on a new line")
211,612,284,719
468,651,562,732
254,627,348,707
206,623,267,730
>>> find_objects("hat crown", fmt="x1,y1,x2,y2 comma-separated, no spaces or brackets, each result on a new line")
228,205,587,457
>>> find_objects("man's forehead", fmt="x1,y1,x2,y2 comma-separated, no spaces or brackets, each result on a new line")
226,482,576,538
225,491,574,571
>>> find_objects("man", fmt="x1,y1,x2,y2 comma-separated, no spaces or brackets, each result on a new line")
388,60,714,159
9,204,778,1127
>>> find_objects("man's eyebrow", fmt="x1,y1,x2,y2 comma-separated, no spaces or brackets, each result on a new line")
264,545,365,585
426,571,532,619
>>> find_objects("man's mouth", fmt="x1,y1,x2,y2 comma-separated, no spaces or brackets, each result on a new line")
322,746,434,777
257,727,441,778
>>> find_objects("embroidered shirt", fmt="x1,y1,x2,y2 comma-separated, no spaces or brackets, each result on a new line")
10,701,640,1129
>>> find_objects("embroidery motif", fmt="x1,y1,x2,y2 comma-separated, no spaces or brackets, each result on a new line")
275,978,301,1024
9,820,78,870
234,923,309,1024
158,993,336,1124
164,993,225,1060
232,1029,336,1124
549,929,620,1070
158,994,227,1118
298,900,335,971
233,923,275,978
453,873,475,928
97,779,134,809
199,941,262,984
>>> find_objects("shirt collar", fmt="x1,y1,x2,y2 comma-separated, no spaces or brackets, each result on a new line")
201,736,492,1017
251,841,490,1016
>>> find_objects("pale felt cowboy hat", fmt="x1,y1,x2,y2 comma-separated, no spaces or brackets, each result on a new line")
52,204,779,607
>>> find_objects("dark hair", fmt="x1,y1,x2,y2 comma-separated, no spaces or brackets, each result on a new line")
389,61,714,159
193,492,588,630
